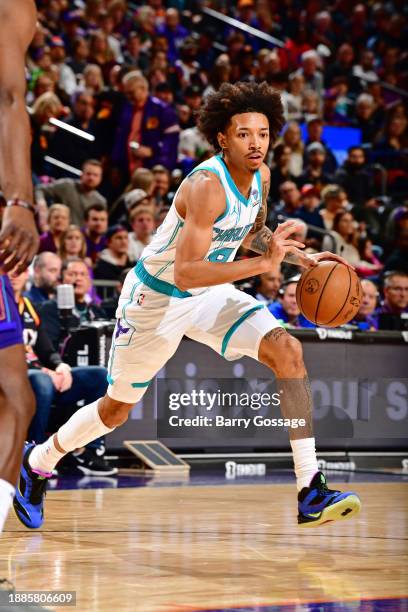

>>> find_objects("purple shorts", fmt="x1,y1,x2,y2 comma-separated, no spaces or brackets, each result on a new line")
0,274,23,349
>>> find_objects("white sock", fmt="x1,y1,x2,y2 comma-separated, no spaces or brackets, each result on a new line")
0,479,15,533
29,399,115,474
290,437,319,492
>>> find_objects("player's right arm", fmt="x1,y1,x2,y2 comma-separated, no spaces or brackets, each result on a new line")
0,0,39,272
174,171,304,291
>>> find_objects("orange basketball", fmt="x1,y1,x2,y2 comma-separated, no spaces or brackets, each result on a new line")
296,261,362,327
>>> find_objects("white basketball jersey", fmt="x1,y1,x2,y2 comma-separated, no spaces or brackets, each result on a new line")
135,154,262,296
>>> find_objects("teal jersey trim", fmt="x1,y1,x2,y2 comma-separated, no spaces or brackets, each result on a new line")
135,260,192,298
256,169,262,208
189,163,229,223
131,379,152,388
221,304,264,357
107,374,114,385
155,218,184,255
217,155,253,207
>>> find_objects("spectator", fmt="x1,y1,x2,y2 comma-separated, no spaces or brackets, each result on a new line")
67,37,90,76
270,144,296,202
323,211,361,267
298,143,333,192
351,93,381,144
110,188,151,227
10,270,116,476
25,253,62,305
35,159,107,226
152,164,171,207
352,50,378,91
49,36,77,97
58,225,90,266
245,266,283,304
88,30,116,81
39,204,71,253
372,115,408,195
335,147,376,207
49,91,98,173
320,185,346,230
157,8,189,63
304,117,338,174
276,181,302,218
81,64,105,96
293,50,323,97
94,225,131,285
30,92,63,177
297,184,325,230
82,203,108,265
377,272,408,324
128,207,155,263
122,32,149,71
268,278,316,328
357,237,384,277
113,71,180,177
282,73,304,122
40,258,107,349
384,213,408,275
350,279,379,330
325,43,355,89
281,121,304,177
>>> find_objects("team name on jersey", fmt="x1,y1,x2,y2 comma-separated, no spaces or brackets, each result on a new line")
213,223,253,243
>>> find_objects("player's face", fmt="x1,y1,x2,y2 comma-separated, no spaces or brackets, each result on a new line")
222,113,270,172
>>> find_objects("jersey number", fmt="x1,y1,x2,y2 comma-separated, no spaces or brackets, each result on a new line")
208,247,234,263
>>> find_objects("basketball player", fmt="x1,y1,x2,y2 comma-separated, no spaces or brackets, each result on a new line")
16,82,361,528
0,0,39,537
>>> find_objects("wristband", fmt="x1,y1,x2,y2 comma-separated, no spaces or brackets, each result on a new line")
6,198,36,215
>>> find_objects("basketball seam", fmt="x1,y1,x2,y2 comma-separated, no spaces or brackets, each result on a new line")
314,263,338,324
324,265,352,326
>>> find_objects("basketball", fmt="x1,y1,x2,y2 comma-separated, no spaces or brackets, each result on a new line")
296,261,362,327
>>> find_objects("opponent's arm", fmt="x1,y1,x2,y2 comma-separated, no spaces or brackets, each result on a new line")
0,0,39,272
174,171,304,291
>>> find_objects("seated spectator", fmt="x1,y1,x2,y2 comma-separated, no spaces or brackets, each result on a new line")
40,258,107,349
351,93,381,145
281,121,304,177
109,167,155,225
245,266,283,304
357,238,383,278
335,147,376,207
59,225,92,268
128,207,155,263
82,203,108,265
94,225,131,286
297,184,326,238
384,212,408,275
319,185,345,230
35,159,107,227
111,189,151,228
25,252,62,305
39,204,70,253
349,279,379,330
298,142,333,192
10,270,116,476
275,181,302,218
372,115,408,195
322,211,361,267
268,278,316,328
304,116,337,175
152,164,171,209
31,91,63,177
377,271,408,317
293,50,323,97
282,73,304,122
269,144,296,202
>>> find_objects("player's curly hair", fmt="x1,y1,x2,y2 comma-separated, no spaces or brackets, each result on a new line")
197,81,284,151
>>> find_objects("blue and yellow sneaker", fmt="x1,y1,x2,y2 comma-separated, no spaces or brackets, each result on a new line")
298,471,361,527
13,443,51,529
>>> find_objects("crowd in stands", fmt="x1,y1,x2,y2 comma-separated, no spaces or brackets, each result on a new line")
1,0,408,472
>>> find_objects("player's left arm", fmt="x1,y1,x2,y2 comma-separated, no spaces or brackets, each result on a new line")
243,163,354,269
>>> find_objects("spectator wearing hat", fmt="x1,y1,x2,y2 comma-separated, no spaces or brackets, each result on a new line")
94,225,131,284
112,71,180,178
128,207,155,263
82,203,109,265
304,116,338,174
268,278,316,329
49,36,77,98
334,146,376,207
298,142,333,192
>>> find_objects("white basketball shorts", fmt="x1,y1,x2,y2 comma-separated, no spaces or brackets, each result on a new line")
107,265,281,403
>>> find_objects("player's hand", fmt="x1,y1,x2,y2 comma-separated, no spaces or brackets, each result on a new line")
310,251,355,270
262,220,307,267
0,207,39,274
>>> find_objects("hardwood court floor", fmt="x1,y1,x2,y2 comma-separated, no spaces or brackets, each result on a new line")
1,482,407,611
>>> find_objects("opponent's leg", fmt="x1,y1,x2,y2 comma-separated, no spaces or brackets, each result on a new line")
258,328,361,527
0,344,35,533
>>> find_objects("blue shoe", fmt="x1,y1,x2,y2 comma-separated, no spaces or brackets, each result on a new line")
13,443,51,529
298,471,361,527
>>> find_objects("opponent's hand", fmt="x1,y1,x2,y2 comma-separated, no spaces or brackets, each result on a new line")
310,251,355,270
262,220,307,268
0,207,39,274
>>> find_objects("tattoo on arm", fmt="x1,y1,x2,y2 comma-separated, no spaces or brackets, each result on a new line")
251,179,270,234
246,178,272,253
263,327,288,343
186,170,214,184
249,226,273,254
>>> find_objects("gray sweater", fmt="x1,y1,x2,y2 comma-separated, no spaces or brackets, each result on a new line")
35,179,107,226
